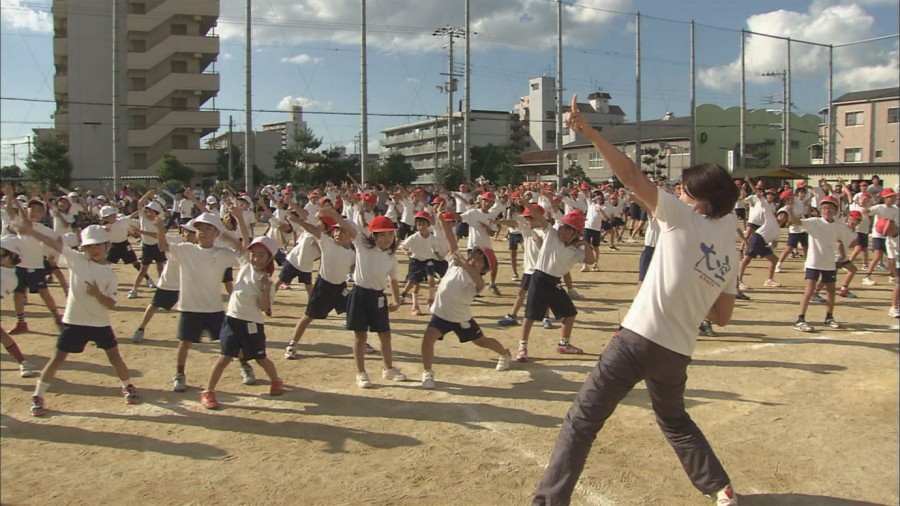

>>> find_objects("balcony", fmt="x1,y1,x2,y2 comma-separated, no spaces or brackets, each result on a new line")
54,37,67,57
128,72,219,108
129,110,219,148
54,75,68,95
128,0,218,33
128,35,219,70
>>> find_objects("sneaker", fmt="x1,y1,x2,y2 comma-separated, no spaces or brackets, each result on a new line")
542,317,554,329
365,342,378,354
556,343,583,354
30,395,47,417
240,364,256,385
511,273,520,281
876,262,888,271
763,279,781,288
591,263,600,272
398,293,407,305
824,317,841,329
145,279,156,288
735,290,750,301
496,351,512,371
580,265,591,272
889,307,900,318
356,371,373,388
516,345,528,363
131,328,144,343
18,360,38,378
173,373,187,392
127,288,138,299
774,263,783,273
861,277,876,286
489,284,501,296
699,320,717,337
794,320,814,333
809,294,826,303
285,342,298,359
421,370,436,389
837,288,857,298
269,379,284,396
9,322,28,335
738,282,748,291
710,484,737,506
410,306,422,316
382,367,407,381
498,314,519,327
200,390,219,409
608,245,619,251
567,288,583,300
122,384,140,404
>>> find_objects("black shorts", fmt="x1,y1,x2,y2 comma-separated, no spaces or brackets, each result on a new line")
141,243,167,265
524,270,577,321
345,285,390,333
43,258,61,274
787,232,809,249
519,272,533,292
107,240,138,265
628,202,641,218
735,208,747,221
398,222,413,240
430,259,449,278
222,267,234,283
508,232,524,251
855,232,869,249
306,277,349,319
151,288,179,310
600,220,614,232
638,245,656,282
57,324,117,353
611,217,624,228
427,315,484,343
15,267,47,293
872,237,887,253
836,259,853,270
279,262,312,285
177,311,225,342
805,268,837,284
454,221,469,238
747,222,761,232
583,228,602,247
746,233,773,259
219,316,268,360
406,258,430,283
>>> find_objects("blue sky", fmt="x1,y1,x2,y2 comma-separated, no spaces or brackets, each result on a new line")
2,0,898,168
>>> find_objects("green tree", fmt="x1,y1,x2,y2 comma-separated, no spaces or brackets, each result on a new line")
157,153,195,185
216,145,243,182
0,165,24,179
564,162,591,186
435,162,466,190
276,127,327,187
470,143,522,184
640,147,666,178
372,153,416,186
24,136,72,191
494,160,525,188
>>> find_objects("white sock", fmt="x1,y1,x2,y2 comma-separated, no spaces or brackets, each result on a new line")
34,381,50,397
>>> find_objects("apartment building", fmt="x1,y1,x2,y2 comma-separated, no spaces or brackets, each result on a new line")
207,106,309,177
814,87,900,164
52,0,220,182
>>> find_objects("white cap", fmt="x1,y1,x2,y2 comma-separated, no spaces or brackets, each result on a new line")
67,191,78,198
239,195,253,204
206,195,218,205
96,195,107,200
80,225,109,246
1,235,25,256
192,212,223,231
286,183,293,187
15,195,27,202
100,206,118,218
145,201,164,214
181,219,198,233
248,235,278,256
62,232,80,248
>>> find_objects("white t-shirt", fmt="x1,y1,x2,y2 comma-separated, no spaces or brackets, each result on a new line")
452,192,471,214
16,221,58,269
533,225,586,278
801,218,848,271
522,222,545,275
786,200,808,234
106,217,132,244
400,199,419,226
461,208,494,250
745,194,766,226
52,209,76,234
0,265,16,298
226,253,276,324
644,217,660,247
178,199,194,217
401,232,439,260
352,233,398,291
60,247,118,327
139,214,159,246
622,189,738,357
168,242,237,313
754,200,780,243
317,235,356,285
849,203,871,234
285,232,320,272
430,264,476,323
585,202,604,231
156,236,184,291
869,204,899,239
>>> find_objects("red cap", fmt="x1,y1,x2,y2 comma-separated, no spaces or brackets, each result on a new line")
797,181,807,188
560,210,586,231
308,190,320,197
734,180,742,186
440,211,457,222
27,198,46,208
848,210,863,220
860,182,868,187
480,192,495,202
819,195,839,208
368,215,397,233
765,189,777,195
320,216,338,231
521,205,544,218
473,247,497,274
569,189,579,196
880,188,896,199
779,189,794,200
431,196,446,205
318,196,332,205
414,211,433,223
510,191,521,199
334,198,343,208
362,194,377,206
580,182,590,190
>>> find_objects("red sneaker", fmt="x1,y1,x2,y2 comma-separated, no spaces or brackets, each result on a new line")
269,379,285,396
200,390,219,410
9,322,28,335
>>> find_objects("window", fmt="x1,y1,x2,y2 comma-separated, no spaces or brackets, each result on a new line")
131,152,147,171
129,39,146,52
888,108,899,123
589,151,604,169
531,83,540,91
171,135,188,149
171,24,188,35
171,61,188,73
875,150,883,159
845,111,863,126
545,130,556,144
128,77,146,91
844,147,863,162
545,110,555,120
810,144,823,160
171,97,188,111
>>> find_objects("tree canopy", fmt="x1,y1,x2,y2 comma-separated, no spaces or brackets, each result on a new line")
24,136,72,191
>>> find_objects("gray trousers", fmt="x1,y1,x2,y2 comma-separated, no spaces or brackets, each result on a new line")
533,328,731,505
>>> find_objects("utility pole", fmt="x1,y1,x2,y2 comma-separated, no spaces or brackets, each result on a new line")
360,0,368,183
555,0,564,188
244,0,254,193
762,70,788,165
227,115,233,182
112,0,126,194
434,26,464,171
463,0,471,180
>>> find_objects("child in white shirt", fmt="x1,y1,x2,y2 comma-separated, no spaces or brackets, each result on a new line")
399,212,441,316
0,235,38,378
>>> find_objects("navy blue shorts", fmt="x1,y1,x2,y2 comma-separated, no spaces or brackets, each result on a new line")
629,202,641,218
345,285,391,333
274,249,286,267
508,232,524,251
836,260,853,270
151,288,179,310
398,222,413,241
43,258,61,273
787,232,809,249
600,220,614,232
219,316,268,359
519,272,533,292
15,267,48,294
454,221,469,238
746,233,773,259
855,232,869,249
747,222,761,232
638,245,656,282
279,261,312,285
306,277,349,319
583,228,602,247
141,243,167,265
610,217,624,228
107,240,138,265
805,268,837,284
872,237,887,253
222,267,234,283
430,259,449,278
57,323,117,353
427,315,484,343
735,208,747,221
406,258,430,283
524,270,577,321
177,311,225,342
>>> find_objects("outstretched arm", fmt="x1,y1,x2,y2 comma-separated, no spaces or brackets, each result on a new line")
15,217,62,253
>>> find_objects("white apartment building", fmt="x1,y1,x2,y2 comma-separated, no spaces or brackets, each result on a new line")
207,106,309,177
52,0,220,182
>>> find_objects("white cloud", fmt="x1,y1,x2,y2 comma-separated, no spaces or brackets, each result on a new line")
276,95,327,111
280,54,324,65
699,3,899,93
0,0,52,33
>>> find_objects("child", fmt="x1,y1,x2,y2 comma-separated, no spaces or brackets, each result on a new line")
420,216,511,389
277,217,321,295
0,235,38,378
460,192,502,295
127,196,168,299
787,196,855,332
284,207,357,360
16,222,140,417
775,188,809,273
810,210,863,302
99,204,153,299
399,211,441,315
200,236,283,409
498,204,547,329
861,188,898,286
515,201,595,362
737,188,782,289
345,214,406,388
533,95,739,506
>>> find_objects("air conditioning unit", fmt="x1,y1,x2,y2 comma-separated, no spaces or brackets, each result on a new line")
194,128,204,133
193,53,202,58
194,15,202,21
193,90,202,96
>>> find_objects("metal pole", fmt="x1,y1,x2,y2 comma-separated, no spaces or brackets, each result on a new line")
786,38,792,166
227,115,233,182
828,45,835,164
690,21,696,168
739,29,746,171
556,0,564,187
434,116,439,182
781,70,787,165
244,0,254,193
112,0,126,194
360,0,368,183
463,0,471,180
635,12,642,167
448,35,454,167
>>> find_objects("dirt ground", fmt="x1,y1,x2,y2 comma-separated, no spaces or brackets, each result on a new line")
1,231,898,506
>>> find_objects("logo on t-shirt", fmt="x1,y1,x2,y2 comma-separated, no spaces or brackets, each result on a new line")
694,242,731,287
